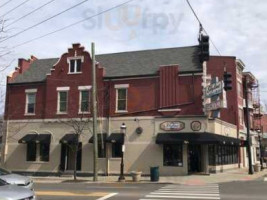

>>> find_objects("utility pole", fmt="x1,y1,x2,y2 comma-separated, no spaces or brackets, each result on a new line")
244,76,253,175
91,42,98,181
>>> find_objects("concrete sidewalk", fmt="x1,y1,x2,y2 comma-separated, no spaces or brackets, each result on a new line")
32,168,267,184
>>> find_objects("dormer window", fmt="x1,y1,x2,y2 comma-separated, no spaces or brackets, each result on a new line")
70,59,81,73
67,56,84,74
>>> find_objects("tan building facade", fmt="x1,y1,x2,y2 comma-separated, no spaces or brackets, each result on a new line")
2,116,240,176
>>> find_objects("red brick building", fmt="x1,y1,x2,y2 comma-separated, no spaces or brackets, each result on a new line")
1,43,253,176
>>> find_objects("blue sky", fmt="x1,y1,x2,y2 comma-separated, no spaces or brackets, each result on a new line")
0,0,267,111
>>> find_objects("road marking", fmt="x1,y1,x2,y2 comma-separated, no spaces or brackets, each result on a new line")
96,193,118,200
86,186,138,189
264,177,267,181
151,192,219,196
140,184,220,200
36,191,108,197
145,195,220,199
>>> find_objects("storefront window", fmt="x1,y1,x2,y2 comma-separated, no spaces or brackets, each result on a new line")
27,143,36,161
208,145,216,166
163,144,183,167
112,143,122,158
40,143,50,162
27,142,50,162
212,145,238,165
98,143,106,158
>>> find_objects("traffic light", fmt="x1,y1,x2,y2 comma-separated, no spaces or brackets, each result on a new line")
223,71,232,91
199,34,210,63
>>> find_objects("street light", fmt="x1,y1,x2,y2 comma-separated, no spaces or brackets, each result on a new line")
118,123,126,182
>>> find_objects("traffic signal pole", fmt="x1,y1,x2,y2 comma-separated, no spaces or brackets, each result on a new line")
244,76,254,175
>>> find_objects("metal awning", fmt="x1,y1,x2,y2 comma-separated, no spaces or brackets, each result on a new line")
18,134,51,144
59,134,78,144
88,133,107,143
156,132,240,145
106,133,124,143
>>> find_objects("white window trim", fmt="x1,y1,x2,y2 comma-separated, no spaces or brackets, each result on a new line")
57,87,70,91
115,87,128,113
114,84,129,89
25,92,36,115
78,85,92,90
25,88,37,93
67,56,84,74
79,89,91,114
57,91,68,114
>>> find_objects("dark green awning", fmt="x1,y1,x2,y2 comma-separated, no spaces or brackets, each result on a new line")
156,132,240,146
106,133,124,143
18,134,51,144
88,133,107,143
59,134,78,144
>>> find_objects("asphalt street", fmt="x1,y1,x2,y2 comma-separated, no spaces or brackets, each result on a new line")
34,178,267,200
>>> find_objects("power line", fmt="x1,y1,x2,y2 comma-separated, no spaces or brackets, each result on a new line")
0,0,14,9
0,0,32,19
1,0,89,43
11,0,137,48
185,0,221,56
6,0,57,28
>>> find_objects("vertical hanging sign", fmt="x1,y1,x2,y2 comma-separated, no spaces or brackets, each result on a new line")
205,77,227,118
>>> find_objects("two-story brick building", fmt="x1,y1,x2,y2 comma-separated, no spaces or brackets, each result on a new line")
2,43,252,176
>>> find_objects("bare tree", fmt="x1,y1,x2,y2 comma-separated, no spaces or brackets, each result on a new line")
61,116,89,181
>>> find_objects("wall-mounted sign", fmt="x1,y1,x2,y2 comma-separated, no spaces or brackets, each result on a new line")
204,77,227,118
160,121,185,131
205,99,224,111
191,121,202,131
205,81,223,98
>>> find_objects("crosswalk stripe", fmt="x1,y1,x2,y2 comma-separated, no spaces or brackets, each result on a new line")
140,184,220,200
162,187,219,190
150,192,220,196
146,195,220,199
157,190,219,194
159,188,219,191
163,185,219,188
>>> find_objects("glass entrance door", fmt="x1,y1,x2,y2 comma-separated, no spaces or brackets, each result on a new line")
60,143,82,171
188,144,202,173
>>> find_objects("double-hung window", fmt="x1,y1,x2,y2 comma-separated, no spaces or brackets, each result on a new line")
25,89,37,115
80,91,89,112
115,84,129,112
78,86,91,114
67,56,84,74
57,87,69,114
